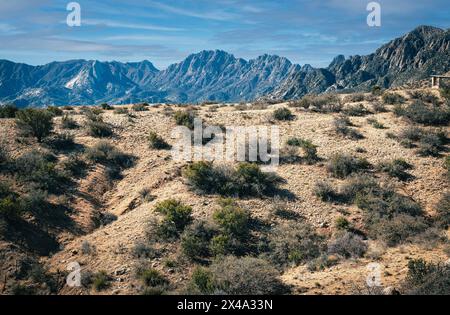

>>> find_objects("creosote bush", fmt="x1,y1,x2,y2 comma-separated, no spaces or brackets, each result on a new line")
174,110,195,129
148,131,171,150
267,222,324,267
183,162,283,197
435,192,450,229
0,104,19,118
402,259,450,295
86,115,113,138
16,108,54,142
189,256,289,295
382,92,405,105
326,154,370,179
92,271,110,291
213,198,250,239
61,114,78,129
290,94,342,113
85,141,134,169
273,107,294,121
399,100,450,126
377,159,413,181
154,199,192,232
334,116,363,139
327,232,367,258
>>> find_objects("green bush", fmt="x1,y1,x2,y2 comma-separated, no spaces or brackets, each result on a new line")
440,87,450,101
148,131,170,150
335,216,351,230
210,234,233,256
333,116,363,139
417,131,446,156
286,138,319,163
86,119,113,138
16,109,54,142
0,185,24,220
188,267,217,294
154,199,192,232
409,90,440,104
100,103,113,110
132,103,149,112
0,104,19,118
61,114,78,129
46,106,63,117
213,199,250,238
314,181,337,202
273,107,294,121
382,92,405,105
137,268,169,287
326,154,370,178
85,141,134,169
402,100,450,126
403,259,450,295
344,104,371,116
435,192,450,229
268,222,324,266
370,214,428,246
46,132,76,151
378,159,413,181
183,162,283,197
291,94,342,113
15,150,65,191
92,271,110,291
180,221,214,260
174,110,195,129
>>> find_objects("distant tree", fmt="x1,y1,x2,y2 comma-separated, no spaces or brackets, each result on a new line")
16,109,54,142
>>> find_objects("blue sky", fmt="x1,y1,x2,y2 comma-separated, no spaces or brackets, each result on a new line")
0,0,448,69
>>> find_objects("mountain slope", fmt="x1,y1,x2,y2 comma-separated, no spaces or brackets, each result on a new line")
1,26,450,106
271,25,450,99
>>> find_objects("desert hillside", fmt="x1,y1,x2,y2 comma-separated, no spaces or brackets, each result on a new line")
0,86,449,295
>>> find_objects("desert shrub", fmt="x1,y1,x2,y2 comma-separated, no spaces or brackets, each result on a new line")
183,162,283,197
268,222,324,266
85,141,134,168
137,268,169,288
335,216,351,230
307,254,339,271
188,267,217,294
174,110,195,129
440,86,450,101
208,256,289,295
61,154,86,177
340,175,380,202
326,154,370,178
273,107,293,121
408,90,440,104
46,106,63,117
0,104,19,118
61,114,78,129
16,109,54,142
114,108,129,115
154,199,192,232
92,271,110,291
293,94,342,113
435,192,450,229
382,92,405,105
399,127,422,142
371,101,386,113
402,259,450,295
0,184,24,220
333,116,363,139
46,132,76,151
86,118,113,138
370,214,428,246
139,188,155,203
81,240,95,255
210,234,234,256
344,104,371,116
445,156,450,179
213,199,250,239
0,143,8,166
344,93,365,103
314,181,337,202
417,131,446,156
377,159,413,181
15,150,65,191
132,242,157,259
10,284,37,295
367,118,385,129
290,138,319,163
372,86,382,96
148,131,170,150
327,232,367,258
100,103,112,110
181,221,214,261
401,100,450,126
132,103,148,112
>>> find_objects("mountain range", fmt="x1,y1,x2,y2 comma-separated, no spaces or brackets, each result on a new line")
0,25,449,107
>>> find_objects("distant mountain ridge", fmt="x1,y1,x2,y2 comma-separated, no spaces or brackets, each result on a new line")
0,25,449,107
